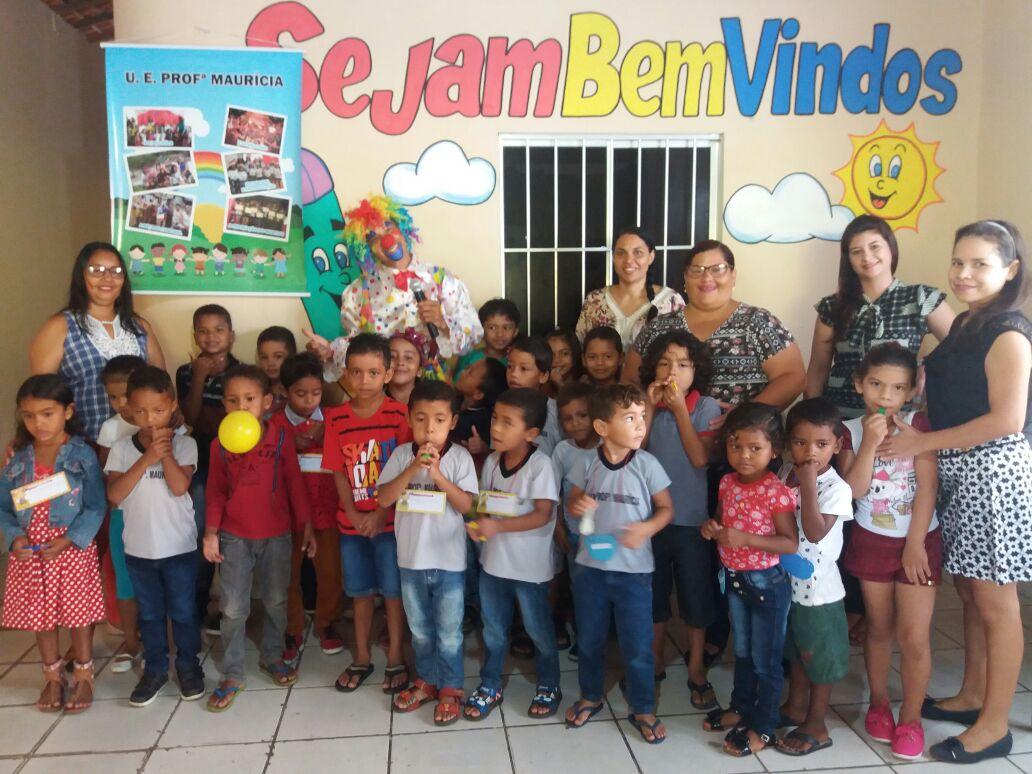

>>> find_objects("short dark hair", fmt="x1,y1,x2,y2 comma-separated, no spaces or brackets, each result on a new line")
475,357,509,408
409,379,460,415
639,330,711,393
721,402,785,454
128,244,144,253
213,243,228,253
786,397,843,438
257,325,297,354
545,329,584,381
223,363,271,395
589,383,646,422
684,239,736,272
495,387,547,431
855,342,918,386
192,303,232,329
509,336,552,374
479,298,520,327
345,332,392,368
126,365,175,398
583,325,623,355
100,354,147,385
231,246,247,255
280,353,323,389
556,381,593,410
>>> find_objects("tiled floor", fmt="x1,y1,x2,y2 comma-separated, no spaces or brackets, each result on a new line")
0,578,1029,773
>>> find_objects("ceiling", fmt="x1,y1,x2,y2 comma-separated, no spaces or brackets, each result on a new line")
40,0,114,42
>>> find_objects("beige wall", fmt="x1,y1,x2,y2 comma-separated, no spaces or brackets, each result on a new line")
1,0,109,444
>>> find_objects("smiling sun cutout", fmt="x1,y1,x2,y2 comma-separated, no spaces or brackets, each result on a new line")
834,120,944,232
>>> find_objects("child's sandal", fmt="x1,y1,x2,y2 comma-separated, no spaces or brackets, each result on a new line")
37,660,66,713
434,687,463,727
393,679,437,713
463,685,503,721
528,685,562,719
64,660,94,714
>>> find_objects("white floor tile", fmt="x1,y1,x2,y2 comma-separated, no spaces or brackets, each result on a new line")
159,689,284,747
758,711,884,770
269,737,388,773
144,743,270,772
392,727,512,773
618,714,764,773
290,645,349,689
0,663,52,706
0,630,36,663
38,697,176,754
887,759,1017,773
1010,752,1032,773
508,720,637,774
830,654,904,705
0,706,60,755
0,760,22,774
278,684,390,740
21,751,145,774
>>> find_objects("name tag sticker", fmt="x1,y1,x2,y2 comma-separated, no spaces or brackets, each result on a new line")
297,454,327,474
477,491,522,517
11,472,71,511
397,489,447,515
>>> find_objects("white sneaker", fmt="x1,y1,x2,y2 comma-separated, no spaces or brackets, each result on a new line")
110,651,139,674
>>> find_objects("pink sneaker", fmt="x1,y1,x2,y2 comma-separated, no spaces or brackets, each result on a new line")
891,721,925,760
865,702,896,743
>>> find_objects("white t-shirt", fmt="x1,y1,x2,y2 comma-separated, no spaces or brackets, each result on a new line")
535,398,564,456
478,447,558,583
844,412,938,537
551,438,600,535
779,463,854,606
378,442,479,572
104,433,198,560
96,414,136,449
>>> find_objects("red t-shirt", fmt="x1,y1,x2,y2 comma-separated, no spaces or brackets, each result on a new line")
267,409,339,531
717,472,796,571
322,397,411,535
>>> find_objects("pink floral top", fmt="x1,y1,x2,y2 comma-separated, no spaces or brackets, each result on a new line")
575,286,684,349
717,472,796,571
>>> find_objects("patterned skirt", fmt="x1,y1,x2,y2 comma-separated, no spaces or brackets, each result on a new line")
936,434,1032,584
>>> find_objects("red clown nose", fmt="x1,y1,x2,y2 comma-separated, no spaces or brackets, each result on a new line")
381,233,397,250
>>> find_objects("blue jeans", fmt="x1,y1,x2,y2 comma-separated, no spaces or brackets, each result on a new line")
726,565,792,738
574,565,655,715
190,471,215,618
125,550,202,676
399,568,465,690
479,570,559,691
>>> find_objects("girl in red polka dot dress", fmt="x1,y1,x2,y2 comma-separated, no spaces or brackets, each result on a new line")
0,375,107,714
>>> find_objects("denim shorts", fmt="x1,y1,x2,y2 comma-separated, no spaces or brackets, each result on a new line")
339,531,401,599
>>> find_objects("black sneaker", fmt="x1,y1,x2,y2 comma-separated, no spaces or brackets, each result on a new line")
177,667,206,701
129,671,169,707
203,612,222,636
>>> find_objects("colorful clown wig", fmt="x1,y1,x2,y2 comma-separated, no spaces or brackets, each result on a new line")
342,194,420,273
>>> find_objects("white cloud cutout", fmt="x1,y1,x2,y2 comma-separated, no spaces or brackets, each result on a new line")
383,140,496,206
179,107,210,138
280,157,295,174
217,184,228,195
723,173,854,244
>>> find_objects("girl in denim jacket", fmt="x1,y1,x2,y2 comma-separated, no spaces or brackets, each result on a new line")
0,375,106,713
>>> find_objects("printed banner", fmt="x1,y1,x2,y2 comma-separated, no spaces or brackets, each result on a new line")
104,44,305,295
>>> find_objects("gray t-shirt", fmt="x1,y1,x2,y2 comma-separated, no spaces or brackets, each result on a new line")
478,447,558,583
378,442,479,572
569,447,671,573
104,433,198,560
536,398,564,456
551,438,600,535
645,393,722,526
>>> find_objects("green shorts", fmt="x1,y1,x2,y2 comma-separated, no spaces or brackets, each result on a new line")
783,599,849,684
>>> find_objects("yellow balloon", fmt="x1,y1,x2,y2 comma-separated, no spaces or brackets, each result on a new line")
218,410,262,454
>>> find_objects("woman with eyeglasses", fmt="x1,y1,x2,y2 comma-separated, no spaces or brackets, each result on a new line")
29,242,166,441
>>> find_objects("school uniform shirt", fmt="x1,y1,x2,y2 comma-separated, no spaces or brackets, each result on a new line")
96,414,137,449
842,411,938,538
478,448,558,583
104,433,198,560
535,397,564,456
322,397,412,535
568,447,672,574
551,438,601,535
205,423,311,539
717,472,796,571
267,406,339,531
645,391,722,527
378,442,479,571
778,463,854,606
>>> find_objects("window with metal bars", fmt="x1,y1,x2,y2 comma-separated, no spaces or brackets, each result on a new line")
499,135,722,335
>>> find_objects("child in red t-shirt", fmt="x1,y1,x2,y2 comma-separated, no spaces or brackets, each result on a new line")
323,334,412,695
270,354,345,662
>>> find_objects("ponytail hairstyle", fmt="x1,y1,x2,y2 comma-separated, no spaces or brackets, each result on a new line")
953,220,1029,335
13,374,81,450
613,226,660,322
64,242,142,336
830,216,899,343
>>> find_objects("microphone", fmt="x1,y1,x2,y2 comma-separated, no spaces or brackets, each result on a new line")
409,278,439,339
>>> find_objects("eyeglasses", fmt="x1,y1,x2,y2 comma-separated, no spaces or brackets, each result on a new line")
685,262,731,278
86,265,125,278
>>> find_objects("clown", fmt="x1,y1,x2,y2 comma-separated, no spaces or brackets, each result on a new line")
305,194,482,381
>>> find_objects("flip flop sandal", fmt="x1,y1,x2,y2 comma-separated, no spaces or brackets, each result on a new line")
206,682,245,712
687,679,718,710
628,714,666,745
528,686,562,719
564,700,604,728
464,685,503,721
260,660,298,686
434,687,464,727
382,664,410,695
334,663,374,693
703,707,739,732
394,679,438,713
775,729,834,756
724,727,774,757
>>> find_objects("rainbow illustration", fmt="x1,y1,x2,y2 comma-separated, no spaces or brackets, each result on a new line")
194,150,224,183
